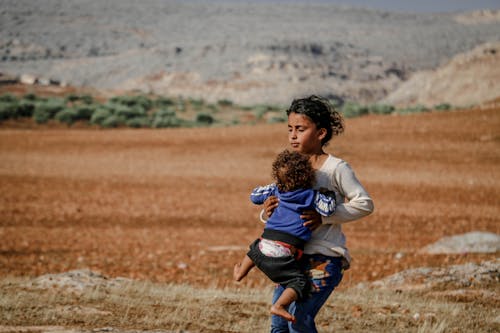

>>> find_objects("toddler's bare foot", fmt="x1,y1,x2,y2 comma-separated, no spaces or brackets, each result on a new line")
233,263,243,281
270,304,296,323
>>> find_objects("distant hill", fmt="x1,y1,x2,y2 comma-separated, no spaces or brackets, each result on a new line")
382,42,500,107
0,1,499,106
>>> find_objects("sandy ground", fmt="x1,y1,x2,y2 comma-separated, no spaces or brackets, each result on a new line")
0,105,499,291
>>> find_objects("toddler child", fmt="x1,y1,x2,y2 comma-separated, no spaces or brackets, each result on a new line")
233,149,336,323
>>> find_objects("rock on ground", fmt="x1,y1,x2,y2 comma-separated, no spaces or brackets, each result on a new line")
363,259,499,290
25,269,132,295
420,231,500,254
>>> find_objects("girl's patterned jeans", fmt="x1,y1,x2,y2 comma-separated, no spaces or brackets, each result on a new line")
270,254,344,333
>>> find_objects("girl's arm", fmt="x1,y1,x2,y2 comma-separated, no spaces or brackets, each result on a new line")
322,161,374,224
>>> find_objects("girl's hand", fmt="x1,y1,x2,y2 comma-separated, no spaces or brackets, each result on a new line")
301,210,322,231
264,196,279,217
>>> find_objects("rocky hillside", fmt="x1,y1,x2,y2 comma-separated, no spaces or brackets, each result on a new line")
382,42,500,107
1,0,499,106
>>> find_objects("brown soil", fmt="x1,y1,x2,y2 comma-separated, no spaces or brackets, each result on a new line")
0,96,498,291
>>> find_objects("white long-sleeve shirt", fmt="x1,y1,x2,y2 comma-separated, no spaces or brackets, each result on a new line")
305,154,374,268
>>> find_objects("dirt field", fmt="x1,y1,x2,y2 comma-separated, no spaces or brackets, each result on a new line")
0,104,499,293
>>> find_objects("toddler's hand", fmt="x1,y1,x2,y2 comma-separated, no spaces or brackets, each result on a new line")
263,196,279,218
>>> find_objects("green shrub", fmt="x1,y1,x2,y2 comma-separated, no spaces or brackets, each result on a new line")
102,102,147,120
188,98,205,110
151,109,182,128
155,96,175,108
396,104,430,115
0,99,36,119
328,98,343,108
152,116,182,128
66,94,80,103
155,109,176,118
0,101,17,120
267,116,287,124
55,108,79,125
341,102,369,118
126,117,151,128
54,105,94,125
0,94,17,103
265,105,282,112
32,108,51,124
66,94,94,105
109,95,153,110
434,103,452,111
195,112,214,125
217,99,233,107
368,104,394,115
73,105,95,120
33,98,66,121
90,108,113,126
175,98,186,112
241,105,254,111
253,106,269,120
22,93,38,101
114,105,146,120
207,104,219,113
252,104,282,114
17,100,36,117
101,115,126,128
80,95,94,105
38,99,66,113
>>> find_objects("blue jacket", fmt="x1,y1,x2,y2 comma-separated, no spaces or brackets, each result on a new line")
250,184,336,242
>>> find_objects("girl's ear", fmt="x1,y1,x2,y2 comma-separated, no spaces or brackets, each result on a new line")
318,128,327,141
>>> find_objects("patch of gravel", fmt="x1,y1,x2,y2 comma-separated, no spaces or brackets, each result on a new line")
420,231,500,254
25,269,132,295
361,259,499,291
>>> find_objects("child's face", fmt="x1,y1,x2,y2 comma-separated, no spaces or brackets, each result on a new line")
287,112,326,155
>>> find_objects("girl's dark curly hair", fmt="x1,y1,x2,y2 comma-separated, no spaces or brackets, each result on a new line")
286,95,344,146
272,150,315,192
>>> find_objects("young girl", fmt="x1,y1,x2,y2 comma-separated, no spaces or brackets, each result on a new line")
234,149,336,323
265,95,374,333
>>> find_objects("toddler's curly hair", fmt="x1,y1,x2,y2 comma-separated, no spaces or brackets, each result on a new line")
272,150,315,193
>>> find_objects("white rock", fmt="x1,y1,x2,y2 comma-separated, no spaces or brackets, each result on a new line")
38,77,51,86
20,74,37,85
421,231,500,254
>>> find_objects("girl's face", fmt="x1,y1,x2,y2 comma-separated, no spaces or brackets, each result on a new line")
287,112,326,155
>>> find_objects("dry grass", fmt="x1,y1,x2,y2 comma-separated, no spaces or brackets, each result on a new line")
0,273,498,333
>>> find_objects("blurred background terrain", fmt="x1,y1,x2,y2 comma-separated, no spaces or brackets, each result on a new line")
1,0,499,107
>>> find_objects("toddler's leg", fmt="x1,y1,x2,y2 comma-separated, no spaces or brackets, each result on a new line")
233,255,255,281
270,287,298,323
